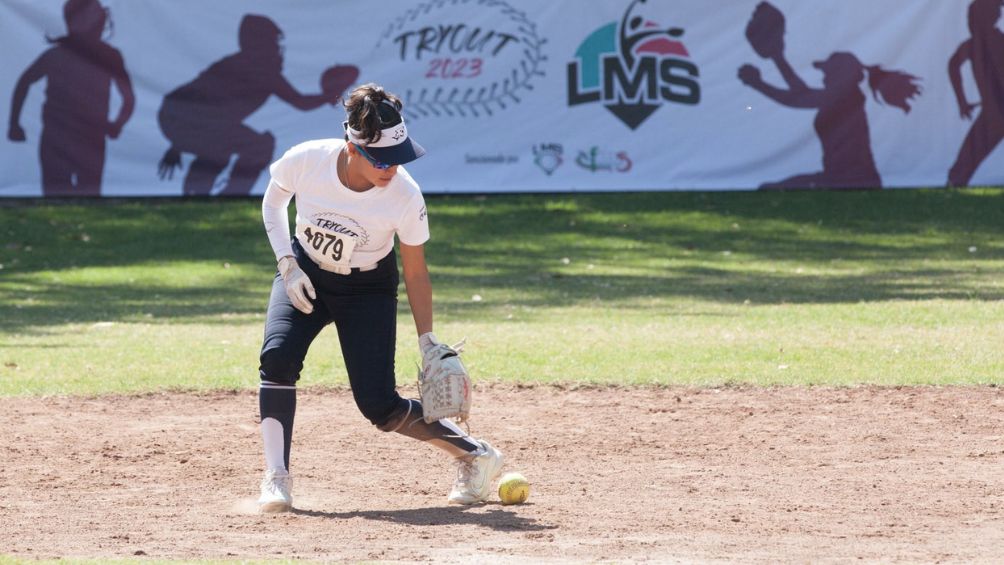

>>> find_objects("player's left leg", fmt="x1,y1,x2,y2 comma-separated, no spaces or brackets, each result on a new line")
72,134,105,197
326,255,503,503
377,398,480,455
377,398,504,505
322,256,474,450
219,127,275,196
39,128,75,196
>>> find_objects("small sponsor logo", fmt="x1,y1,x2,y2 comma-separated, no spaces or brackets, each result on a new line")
419,206,427,221
466,154,519,165
532,143,564,175
575,147,632,173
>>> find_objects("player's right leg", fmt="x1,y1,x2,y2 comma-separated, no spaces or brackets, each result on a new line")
330,290,503,503
949,114,1002,187
182,157,228,196
759,172,830,191
256,272,329,513
377,399,504,505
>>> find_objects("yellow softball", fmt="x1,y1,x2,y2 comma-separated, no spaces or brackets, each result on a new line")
497,472,530,505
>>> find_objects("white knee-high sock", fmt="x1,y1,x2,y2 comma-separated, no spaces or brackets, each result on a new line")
259,382,296,470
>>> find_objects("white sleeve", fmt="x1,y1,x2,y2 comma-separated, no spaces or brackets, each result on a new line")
262,179,295,261
268,144,303,192
396,193,430,246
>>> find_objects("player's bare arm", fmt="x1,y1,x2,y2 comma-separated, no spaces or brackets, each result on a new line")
400,241,433,336
948,39,977,120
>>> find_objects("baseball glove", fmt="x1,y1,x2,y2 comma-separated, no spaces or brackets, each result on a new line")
417,340,471,424
320,65,360,101
745,1,786,59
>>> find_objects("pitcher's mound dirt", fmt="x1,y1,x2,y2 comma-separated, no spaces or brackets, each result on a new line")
2,384,1003,563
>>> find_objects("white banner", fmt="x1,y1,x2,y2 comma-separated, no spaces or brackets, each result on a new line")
0,0,997,196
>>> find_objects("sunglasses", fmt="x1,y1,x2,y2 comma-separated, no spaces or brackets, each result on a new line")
353,143,392,170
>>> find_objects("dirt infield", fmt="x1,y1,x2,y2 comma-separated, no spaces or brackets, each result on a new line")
2,384,1003,563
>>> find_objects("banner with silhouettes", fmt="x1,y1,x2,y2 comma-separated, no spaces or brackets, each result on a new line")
0,0,999,196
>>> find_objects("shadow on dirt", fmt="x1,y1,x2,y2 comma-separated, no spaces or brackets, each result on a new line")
292,504,556,531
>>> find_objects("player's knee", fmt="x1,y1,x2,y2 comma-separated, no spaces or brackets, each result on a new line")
258,347,301,385
372,398,413,432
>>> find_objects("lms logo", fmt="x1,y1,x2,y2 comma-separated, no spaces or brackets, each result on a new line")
567,0,700,130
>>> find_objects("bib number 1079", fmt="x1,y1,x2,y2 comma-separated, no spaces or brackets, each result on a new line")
304,227,344,261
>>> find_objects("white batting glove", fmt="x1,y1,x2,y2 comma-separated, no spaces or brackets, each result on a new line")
277,256,316,314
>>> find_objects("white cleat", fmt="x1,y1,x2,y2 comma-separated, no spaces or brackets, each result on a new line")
258,469,293,513
448,440,504,505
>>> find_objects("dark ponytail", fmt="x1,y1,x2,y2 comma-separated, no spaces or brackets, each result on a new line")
343,83,404,145
865,66,922,114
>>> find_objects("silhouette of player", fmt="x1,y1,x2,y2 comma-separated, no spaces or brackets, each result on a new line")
947,0,1004,187
7,0,134,197
738,2,921,190
157,14,359,196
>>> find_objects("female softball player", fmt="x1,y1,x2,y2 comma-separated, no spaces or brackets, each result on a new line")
255,83,503,513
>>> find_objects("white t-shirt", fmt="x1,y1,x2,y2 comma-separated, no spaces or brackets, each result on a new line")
264,138,429,268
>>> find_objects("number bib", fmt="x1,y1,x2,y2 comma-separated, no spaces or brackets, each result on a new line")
296,222,356,271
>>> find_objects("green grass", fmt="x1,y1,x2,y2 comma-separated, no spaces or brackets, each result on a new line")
1,189,1002,395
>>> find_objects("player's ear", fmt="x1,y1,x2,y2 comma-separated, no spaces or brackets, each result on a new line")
345,142,359,156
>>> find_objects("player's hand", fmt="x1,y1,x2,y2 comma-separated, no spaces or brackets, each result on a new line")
738,65,762,87
8,123,26,142
107,121,123,139
278,255,316,315
416,332,471,424
960,102,980,121
157,147,182,180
